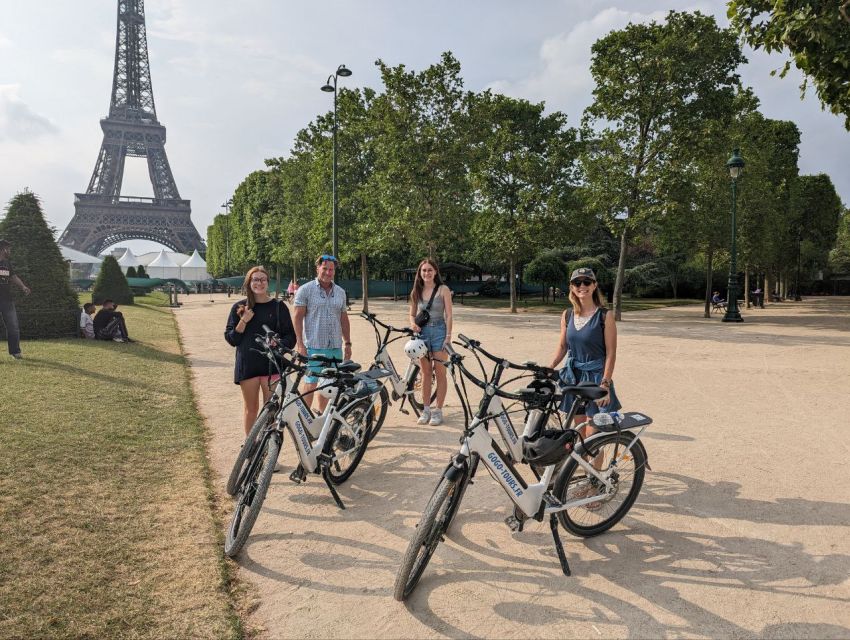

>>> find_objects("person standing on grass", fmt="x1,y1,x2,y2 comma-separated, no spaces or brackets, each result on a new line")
225,266,296,436
549,266,621,431
0,239,31,360
409,258,453,426
292,254,351,413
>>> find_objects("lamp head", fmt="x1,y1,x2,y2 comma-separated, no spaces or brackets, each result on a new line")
726,148,745,179
336,64,352,77
321,82,334,93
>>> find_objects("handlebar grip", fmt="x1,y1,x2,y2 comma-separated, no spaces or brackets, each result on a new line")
457,333,472,346
262,323,274,335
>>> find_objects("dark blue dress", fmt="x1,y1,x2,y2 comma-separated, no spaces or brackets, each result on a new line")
225,299,296,384
558,308,621,416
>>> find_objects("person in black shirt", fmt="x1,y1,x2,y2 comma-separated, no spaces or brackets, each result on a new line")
93,299,132,342
225,266,296,436
0,239,31,360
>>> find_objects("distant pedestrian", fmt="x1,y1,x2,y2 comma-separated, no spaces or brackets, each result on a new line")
80,302,96,339
0,238,31,360
225,266,296,436
408,258,453,426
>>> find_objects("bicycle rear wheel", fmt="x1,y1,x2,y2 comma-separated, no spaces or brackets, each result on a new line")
325,399,373,485
224,432,281,557
366,381,390,443
553,432,646,537
393,475,458,601
409,368,437,414
226,400,277,496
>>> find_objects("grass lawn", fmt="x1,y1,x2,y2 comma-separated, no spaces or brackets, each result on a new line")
0,292,241,638
454,295,702,313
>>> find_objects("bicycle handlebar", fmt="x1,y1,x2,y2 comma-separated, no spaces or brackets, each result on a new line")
456,333,559,381
360,311,414,335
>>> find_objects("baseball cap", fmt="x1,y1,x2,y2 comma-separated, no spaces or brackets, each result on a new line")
570,267,596,282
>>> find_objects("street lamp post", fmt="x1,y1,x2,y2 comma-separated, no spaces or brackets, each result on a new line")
794,226,803,301
321,64,352,259
723,148,745,323
220,198,232,276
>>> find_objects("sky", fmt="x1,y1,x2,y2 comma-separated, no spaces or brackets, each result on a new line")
1,0,848,255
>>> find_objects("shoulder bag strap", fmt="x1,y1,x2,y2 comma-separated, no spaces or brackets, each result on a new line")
425,284,440,311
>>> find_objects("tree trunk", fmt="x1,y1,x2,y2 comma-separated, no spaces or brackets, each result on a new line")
509,258,517,313
764,274,770,306
275,265,282,299
614,224,628,321
361,252,369,314
703,248,713,318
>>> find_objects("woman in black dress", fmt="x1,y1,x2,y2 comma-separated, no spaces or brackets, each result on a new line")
225,266,296,435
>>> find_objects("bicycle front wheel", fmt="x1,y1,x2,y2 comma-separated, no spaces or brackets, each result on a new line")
553,432,646,538
393,475,458,601
367,380,390,443
224,432,281,557
325,399,373,485
226,400,277,496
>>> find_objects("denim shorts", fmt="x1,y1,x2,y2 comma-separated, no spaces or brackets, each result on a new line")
420,321,447,353
305,347,344,384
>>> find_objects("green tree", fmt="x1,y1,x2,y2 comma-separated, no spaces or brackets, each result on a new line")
136,264,148,279
791,174,843,284
0,191,80,338
526,253,569,303
468,91,580,312
828,208,850,274
126,266,137,278
92,256,134,305
729,0,850,128
582,10,744,319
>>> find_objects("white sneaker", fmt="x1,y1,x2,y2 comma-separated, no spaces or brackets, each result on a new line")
417,408,431,425
429,409,443,426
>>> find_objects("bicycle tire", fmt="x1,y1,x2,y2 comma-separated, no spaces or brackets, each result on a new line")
224,432,281,557
393,475,456,601
225,400,277,496
553,431,646,538
409,368,437,414
325,398,373,485
367,381,390,443
444,454,477,534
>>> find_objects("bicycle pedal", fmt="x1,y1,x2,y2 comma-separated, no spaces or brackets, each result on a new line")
398,408,409,415
504,515,524,532
289,464,306,484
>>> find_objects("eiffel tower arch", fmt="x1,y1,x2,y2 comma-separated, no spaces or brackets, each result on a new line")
60,0,204,256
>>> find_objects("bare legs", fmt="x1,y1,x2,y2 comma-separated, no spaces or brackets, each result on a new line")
419,350,448,409
239,377,273,436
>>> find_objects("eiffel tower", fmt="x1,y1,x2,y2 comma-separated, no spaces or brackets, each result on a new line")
60,0,204,255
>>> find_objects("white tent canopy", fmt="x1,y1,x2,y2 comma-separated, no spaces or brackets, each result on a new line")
117,247,141,270
60,245,102,265
180,250,209,281
147,249,181,279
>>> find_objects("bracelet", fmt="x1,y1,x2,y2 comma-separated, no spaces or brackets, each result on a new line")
344,341,352,346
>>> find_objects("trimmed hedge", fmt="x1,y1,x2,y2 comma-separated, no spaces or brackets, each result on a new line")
92,256,134,305
0,191,79,339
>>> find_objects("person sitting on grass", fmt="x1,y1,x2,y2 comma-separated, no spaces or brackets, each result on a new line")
80,302,96,339
93,299,132,343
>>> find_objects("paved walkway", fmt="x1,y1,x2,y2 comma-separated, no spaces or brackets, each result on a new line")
174,294,850,639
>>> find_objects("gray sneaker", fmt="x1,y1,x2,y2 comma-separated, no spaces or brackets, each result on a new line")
11,352,23,360
417,408,431,425
429,408,443,426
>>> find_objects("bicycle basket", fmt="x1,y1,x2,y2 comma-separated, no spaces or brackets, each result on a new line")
522,428,576,466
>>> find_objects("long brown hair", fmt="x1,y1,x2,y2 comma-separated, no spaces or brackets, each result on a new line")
568,279,606,316
410,258,444,306
241,265,269,309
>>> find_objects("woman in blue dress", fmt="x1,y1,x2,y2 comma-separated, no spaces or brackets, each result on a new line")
548,267,621,435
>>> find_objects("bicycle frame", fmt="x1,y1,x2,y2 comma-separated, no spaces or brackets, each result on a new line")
362,312,425,404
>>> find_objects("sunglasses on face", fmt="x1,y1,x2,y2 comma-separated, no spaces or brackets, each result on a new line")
571,278,595,287
319,254,337,263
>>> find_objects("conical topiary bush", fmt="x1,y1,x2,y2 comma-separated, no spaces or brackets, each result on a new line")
0,191,80,338
92,256,134,305
136,264,149,278
126,266,138,278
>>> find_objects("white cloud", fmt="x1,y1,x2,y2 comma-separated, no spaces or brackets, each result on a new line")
488,8,667,121
0,85,60,142
0,34,12,48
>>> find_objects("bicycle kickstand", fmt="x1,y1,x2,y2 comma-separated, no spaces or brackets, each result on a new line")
397,395,410,416
320,466,346,510
549,514,571,576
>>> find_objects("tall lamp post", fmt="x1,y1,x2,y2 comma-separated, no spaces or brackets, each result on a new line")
220,198,232,276
321,64,352,259
723,148,745,323
794,225,803,301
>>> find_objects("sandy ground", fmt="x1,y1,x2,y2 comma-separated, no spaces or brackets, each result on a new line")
174,294,850,639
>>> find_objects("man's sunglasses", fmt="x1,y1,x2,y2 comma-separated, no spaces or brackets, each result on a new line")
319,254,337,263
571,278,595,287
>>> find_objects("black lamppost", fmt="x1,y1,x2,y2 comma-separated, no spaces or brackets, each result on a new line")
220,198,232,276
723,148,745,323
794,226,803,301
321,64,352,259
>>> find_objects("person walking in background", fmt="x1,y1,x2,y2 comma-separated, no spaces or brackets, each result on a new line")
409,258,453,426
80,302,96,339
225,266,296,436
292,254,351,413
548,267,621,432
0,239,31,359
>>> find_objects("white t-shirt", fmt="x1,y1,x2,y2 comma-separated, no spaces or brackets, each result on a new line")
80,309,95,339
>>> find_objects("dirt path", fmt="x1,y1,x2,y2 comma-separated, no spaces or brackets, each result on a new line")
175,295,850,639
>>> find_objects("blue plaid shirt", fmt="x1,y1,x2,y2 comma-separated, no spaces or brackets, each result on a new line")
293,279,347,348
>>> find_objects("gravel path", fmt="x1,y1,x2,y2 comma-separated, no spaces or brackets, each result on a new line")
175,294,850,639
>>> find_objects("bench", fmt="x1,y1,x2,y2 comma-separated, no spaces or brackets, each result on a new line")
711,300,727,313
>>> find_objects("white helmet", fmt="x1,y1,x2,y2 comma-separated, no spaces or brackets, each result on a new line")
315,378,338,400
404,338,428,360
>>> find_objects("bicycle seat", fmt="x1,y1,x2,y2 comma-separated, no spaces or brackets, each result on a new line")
363,367,392,380
560,382,608,400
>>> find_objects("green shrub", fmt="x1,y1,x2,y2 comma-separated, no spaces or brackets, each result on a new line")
92,256,134,305
136,264,149,278
126,266,137,278
0,191,80,339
